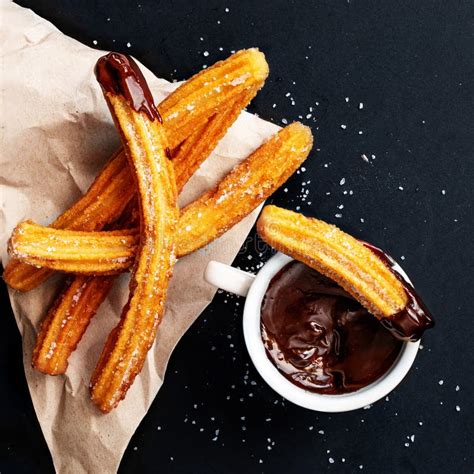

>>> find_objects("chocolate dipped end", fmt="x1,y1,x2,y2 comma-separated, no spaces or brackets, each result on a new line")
95,52,162,122
362,242,435,342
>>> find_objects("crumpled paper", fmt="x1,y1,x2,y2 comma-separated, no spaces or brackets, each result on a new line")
0,1,279,472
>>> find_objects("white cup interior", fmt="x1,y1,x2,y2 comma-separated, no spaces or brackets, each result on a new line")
206,252,420,412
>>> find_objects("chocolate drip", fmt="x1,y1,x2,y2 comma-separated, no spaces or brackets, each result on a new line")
362,242,434,342
261,261,403,395
95,52,162,122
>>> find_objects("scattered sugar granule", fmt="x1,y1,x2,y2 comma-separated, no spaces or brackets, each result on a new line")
329,457,335,464
399,186,404,191
126,42,131,48
340,124,347,129
335,213,342,218
318,430,325,435
340,177,346,185
441,189,446,195
225,7,229,12
401,255,405,260
93,40,98,45
439,380,444,385
456,405,461,412
361,154,369,162
359,102,364,110
360,218,365,223
456,385,460,391
203,51,209,57
345,97,349,103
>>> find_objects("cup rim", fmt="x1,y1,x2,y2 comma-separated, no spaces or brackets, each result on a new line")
242,252,420,412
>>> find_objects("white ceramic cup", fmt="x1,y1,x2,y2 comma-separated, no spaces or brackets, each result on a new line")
204,252,420,412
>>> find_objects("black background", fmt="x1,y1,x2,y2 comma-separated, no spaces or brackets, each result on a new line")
1,1,473,473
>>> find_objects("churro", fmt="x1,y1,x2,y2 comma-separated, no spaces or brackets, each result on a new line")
257,205,434,340
90,53,178,413
9,221,138,274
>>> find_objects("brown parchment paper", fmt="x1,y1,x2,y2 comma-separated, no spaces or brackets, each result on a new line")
0,1,280,472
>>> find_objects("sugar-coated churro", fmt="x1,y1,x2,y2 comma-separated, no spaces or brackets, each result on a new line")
257,205,434,340
90,53,178,413
9,221,138,274
176,123,312,256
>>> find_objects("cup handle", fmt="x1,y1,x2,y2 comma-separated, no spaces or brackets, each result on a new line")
204,260,256,297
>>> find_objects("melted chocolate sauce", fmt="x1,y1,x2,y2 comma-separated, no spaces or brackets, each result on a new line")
361,242,434,341
95,52,162,122
261,261,404,395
